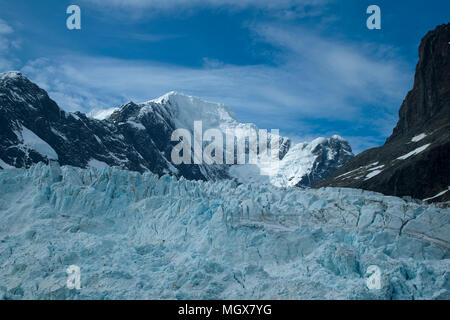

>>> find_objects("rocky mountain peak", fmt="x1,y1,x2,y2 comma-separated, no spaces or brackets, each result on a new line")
0,70,25,80
319,24,450,202
0,71,40,93
0,73,353,186
0,71,63,121
387,23,450,143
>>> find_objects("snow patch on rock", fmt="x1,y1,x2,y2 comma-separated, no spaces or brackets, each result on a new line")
88,107,119,120
87,159,109,170
14,124,58,160
397,144,431,160
365,169,383,180
424,187,450,202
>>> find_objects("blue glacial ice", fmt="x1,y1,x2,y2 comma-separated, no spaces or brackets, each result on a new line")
0,163,448,299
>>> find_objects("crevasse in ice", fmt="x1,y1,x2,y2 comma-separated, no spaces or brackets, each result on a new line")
0,163,448,299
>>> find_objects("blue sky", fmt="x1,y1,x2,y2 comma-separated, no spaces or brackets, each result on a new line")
0,0,449,153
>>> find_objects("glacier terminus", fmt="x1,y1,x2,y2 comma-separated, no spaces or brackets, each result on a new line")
0,163,448,299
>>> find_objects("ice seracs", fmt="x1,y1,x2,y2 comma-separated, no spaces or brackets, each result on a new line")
0,164,448,299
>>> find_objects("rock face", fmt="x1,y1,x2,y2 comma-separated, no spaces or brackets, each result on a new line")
388,24,450,143
318,24,450,202
0,73,228,180
0,72,352,186
239,135,353,188
294,136,353,187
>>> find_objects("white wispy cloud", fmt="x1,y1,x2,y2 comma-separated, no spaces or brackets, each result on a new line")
81,0,332,19
19,22,412,153
253,24,411,113
0,1,410,154
0,19,20,70
83,0,329,10
0,19,14,35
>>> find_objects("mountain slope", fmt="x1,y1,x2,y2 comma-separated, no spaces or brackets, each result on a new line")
0,72,352,186
318,23,450,202
0,73,229,180
231,135,353,187
0,72,155,173
0,164,448,299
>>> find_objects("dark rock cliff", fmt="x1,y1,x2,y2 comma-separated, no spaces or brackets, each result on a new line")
317,23,450,203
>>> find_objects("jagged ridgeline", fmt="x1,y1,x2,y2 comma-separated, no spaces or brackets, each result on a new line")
0,72,353,187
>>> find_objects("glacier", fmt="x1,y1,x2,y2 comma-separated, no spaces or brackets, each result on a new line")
0,163,449,300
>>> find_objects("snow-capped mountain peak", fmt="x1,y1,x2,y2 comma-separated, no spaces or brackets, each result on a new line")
87,107,119,120
0,72,353,186
142,91,237,132
0,70,22,79
231,135,354,187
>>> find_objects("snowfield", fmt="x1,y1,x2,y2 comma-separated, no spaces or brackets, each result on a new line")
0,163,449,300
